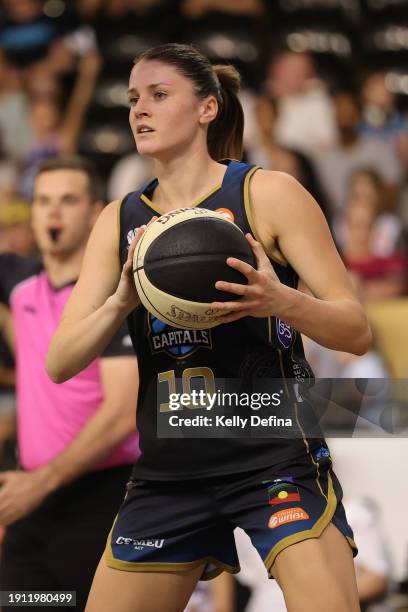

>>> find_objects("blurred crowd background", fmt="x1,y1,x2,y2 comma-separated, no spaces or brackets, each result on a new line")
1,0,408,611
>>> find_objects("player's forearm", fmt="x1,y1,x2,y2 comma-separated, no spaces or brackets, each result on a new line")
34,401,135,493
46,296,130,383
277,286,372,355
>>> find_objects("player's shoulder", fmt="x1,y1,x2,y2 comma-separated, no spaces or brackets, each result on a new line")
251,170,310,212
90,199,121,239
99,199,121,219
252,169,303,196
250,170,324,234
78,200,124,267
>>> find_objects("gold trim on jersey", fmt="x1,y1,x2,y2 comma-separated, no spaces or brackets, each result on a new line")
347,536,358,551
263,472,353,574
243,166,289,267
140,184,222,216
294,400,326,500
277,347,326,500
277,348,290,397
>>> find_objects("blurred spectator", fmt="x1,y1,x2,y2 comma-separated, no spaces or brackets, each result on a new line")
74,0,114,21
179,0,266,90
180,0,264,20
360,72,408,171
349,170,403,258
313,91,403,215
78,0,165,20
0,200,35,257
337,173,407,299
335,169,404,253
19,51,102,199
0,54,33,160
80,0,171,57
0,133,18,194
0,0,73,76
260,51,337,154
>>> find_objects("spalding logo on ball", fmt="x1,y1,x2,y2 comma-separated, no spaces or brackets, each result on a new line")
133,208,256,330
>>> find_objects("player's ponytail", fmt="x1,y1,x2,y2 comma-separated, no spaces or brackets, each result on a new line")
208,65,244,161
135,44,244,161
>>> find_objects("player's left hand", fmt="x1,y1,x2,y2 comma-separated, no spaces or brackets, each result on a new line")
0,469,51,525
211,234,285,323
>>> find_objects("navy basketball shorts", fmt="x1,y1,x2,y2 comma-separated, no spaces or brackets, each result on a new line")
105,445,357,580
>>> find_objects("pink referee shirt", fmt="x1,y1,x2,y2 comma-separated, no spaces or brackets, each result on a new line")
11,271,139,471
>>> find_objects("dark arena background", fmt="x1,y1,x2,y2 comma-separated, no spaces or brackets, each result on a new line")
1,1,408,611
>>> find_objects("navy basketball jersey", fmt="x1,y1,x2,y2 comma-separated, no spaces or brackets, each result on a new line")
119,160,324,480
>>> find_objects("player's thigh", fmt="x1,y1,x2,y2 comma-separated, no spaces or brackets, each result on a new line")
85,556,205,612
272,522,360,612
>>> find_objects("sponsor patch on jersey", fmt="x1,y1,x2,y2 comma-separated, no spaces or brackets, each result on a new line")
148,314,212,358
268,507,309,528
275,318,294,349
215,207,235,222
292,359,313,382
315,446,330,461
127,227,143,245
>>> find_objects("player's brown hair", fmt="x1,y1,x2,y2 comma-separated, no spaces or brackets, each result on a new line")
135,43,244,161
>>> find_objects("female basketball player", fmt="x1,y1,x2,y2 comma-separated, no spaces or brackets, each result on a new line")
47,44,371,612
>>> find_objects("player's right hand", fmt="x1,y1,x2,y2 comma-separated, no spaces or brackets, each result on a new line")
113,217,158,313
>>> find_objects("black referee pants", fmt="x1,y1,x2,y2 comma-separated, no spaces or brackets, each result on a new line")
0,464,132,611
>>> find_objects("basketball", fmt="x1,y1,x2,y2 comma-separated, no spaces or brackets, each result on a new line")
132,207,256,329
